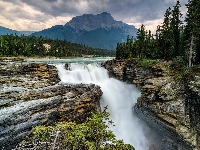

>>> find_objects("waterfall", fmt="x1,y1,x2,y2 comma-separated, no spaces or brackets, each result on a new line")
56,62,149,150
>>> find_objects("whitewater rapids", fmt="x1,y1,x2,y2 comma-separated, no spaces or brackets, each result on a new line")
56,62,149,150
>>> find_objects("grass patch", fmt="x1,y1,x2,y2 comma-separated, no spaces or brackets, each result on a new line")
136,58,158,68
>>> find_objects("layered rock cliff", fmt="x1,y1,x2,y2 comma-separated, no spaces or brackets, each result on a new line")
102,59,200,150
0,58,102,149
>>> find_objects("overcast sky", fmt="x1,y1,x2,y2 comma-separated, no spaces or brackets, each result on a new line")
0,0,188,33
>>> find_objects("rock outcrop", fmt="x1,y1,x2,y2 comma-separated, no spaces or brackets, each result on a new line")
102,59,200,150
0,58,102,149
65,12,133,32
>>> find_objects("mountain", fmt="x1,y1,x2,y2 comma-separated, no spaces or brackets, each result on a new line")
0,26,19,35
18,31,35,36
32,12,137,50
0,26,33,36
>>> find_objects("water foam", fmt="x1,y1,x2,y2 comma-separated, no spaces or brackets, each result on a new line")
56,62,149,150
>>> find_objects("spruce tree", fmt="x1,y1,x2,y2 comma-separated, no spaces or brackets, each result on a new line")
136,24,146,58
161,7,172,60
155,25,163,59
170,1,183,59
184,0,200,66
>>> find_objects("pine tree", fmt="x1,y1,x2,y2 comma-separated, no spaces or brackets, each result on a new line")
154,25,163,59
161,7,172,60
116,42,120,59
170,1,183,59
184,0,200,66
136,24,146,58
145,30,153,58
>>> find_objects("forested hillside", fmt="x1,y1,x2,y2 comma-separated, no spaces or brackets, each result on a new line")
0,34,115,57
116,0,200,67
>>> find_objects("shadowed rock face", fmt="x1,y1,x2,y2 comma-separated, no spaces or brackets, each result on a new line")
65,12,129,32
0,58,102,149
102,59,200,150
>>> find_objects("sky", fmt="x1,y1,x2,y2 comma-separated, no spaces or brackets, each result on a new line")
0,0,188,33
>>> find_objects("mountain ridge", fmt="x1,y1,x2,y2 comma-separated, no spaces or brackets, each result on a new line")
65,12,129,32
32,12,137,50
0,12,138,50
0,26,34,36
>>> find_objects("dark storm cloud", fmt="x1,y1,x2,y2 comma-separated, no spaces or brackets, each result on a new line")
0,1,50,22
19,0,78,16
44,0,58,2
0,0,188,31
18,0,188,22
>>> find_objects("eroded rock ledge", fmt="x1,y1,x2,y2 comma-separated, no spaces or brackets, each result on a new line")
0,58,102,149
102,59,200,150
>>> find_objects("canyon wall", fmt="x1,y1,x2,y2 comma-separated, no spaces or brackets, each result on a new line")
102,59,200,150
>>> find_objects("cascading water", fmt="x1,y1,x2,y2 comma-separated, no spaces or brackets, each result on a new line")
56,61,150,150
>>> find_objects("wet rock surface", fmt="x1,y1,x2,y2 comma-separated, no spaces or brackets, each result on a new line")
0,58,102,149
102,59,200,150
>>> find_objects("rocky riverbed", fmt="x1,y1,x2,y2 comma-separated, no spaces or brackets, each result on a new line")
0,58,102,149
102,59,200,150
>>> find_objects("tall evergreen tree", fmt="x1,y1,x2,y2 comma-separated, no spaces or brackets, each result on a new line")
136,24,146,58
184,0,200,66
161,7,172,60
170,1,183,59
155,25,163,59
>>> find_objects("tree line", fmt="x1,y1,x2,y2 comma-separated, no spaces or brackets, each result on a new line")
116,0,200,67
0,34,115,57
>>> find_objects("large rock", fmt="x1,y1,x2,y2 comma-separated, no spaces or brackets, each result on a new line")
0,58,102,149
102,59,200,150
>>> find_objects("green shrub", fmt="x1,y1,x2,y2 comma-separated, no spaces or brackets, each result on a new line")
136,58,158,68
172,56,185,64
169,56,188,78
16,106,134,150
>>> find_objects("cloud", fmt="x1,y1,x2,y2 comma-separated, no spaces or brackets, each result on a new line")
0,0,72,31
44,0,58,2
0,0,188,32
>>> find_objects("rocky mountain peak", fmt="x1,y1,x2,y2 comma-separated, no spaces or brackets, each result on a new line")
31,12,138,50
65,12,125,31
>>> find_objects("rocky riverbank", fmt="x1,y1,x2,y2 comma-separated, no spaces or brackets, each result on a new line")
102,59,200,150
0,58,102,149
